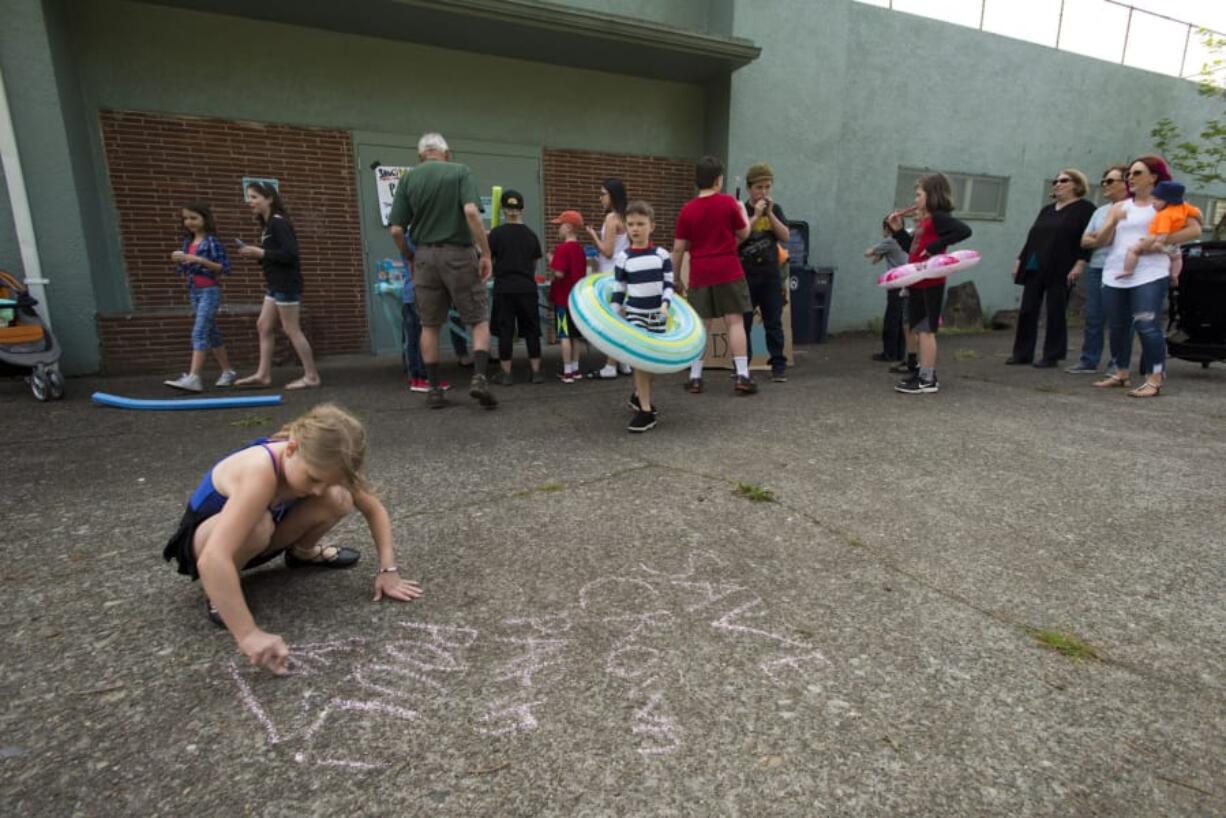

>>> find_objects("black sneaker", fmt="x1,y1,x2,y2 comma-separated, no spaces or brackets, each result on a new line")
496,370,514,386
530,371,544,384
628,392,642,411
889,360,918,374
771,368,788,383
470,374,498,409
626,409,658,433
426,387,448,409
734,375,758,395
894,375,939,394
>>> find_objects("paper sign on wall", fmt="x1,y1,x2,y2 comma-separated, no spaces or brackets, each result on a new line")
241,177,279,198
375,166,412,226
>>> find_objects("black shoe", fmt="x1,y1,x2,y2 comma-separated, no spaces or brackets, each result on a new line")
771,368,788,383
628,392,642,411
496,370,514,386
684,378,704,394
889,360,918,374
205,598,224,629
530,371,544,384
470,374,498,409
734,375,758,395
1032,359,1059,369
871,353,891,362
1005,357,1032,366
426,387,448,409
285,546,361,569
627,409,658,433
895,375,939,394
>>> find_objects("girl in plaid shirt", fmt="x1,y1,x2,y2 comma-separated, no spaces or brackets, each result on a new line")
164,202,237,392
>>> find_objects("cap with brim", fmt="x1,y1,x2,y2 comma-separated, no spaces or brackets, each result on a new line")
551,210,584,228
501,189,524,209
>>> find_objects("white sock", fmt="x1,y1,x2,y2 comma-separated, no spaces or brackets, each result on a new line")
689,360,704,379
733,356,749,378
565,361,577,373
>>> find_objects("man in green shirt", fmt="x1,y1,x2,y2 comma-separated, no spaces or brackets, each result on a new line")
388,132,496,410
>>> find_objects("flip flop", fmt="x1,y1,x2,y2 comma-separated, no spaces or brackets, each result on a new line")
234,375,272,389
285,378,321,390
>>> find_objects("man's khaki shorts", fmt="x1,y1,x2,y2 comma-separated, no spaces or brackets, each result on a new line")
414,244,489,327
688,277,751,319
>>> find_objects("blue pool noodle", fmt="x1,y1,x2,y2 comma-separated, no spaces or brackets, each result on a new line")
92,392,282,410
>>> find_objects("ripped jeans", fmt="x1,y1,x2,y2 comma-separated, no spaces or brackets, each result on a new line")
1104,277,1168,376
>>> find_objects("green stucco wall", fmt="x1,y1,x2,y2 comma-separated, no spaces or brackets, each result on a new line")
0,0,104,372
730,0,1226,333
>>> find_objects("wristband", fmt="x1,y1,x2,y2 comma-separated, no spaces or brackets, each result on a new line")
377,566,399,574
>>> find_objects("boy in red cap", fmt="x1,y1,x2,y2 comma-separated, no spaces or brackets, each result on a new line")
549,210,588,382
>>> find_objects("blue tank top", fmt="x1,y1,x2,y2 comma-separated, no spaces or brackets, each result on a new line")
188,438,286,518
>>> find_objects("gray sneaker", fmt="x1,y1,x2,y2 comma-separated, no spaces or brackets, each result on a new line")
164,373,203,392
470,374,498,409
496,370,514,386
215,369,238,387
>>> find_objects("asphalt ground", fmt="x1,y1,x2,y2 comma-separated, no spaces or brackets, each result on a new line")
1,330,1222,817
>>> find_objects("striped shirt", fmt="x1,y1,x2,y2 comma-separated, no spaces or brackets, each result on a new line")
611,246,673,317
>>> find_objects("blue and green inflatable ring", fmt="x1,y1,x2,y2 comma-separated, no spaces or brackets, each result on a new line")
567,273,707,374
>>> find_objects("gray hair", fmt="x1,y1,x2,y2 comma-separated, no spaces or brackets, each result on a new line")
417,132,449,155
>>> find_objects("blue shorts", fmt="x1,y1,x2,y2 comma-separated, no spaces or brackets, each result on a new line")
265,288,301,305
555,306,583,340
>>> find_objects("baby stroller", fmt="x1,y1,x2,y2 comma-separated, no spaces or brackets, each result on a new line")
0,270,64,400
1167,242,1226,369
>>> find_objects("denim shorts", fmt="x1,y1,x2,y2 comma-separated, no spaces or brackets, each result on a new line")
265,287,301,305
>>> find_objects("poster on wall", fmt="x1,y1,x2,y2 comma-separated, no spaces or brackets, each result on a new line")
241,176,279,198
375,166,412,226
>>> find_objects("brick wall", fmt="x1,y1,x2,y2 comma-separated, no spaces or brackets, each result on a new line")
541,148,694,254
97,110,365,373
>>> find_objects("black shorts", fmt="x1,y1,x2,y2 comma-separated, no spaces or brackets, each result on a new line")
907,282,946,334
162,504,291,580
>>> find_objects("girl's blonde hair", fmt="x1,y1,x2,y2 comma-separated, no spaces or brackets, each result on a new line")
273,403,367,491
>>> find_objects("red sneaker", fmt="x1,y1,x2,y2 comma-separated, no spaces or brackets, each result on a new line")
408,378,429,393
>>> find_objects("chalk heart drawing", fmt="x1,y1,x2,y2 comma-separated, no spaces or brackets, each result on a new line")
230,551,828,768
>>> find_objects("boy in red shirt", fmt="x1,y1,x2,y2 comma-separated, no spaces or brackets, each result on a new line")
671,156,755,395
549,210,589,382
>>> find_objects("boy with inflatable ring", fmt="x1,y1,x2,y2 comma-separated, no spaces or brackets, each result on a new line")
887,173,971,394
613,200,674,432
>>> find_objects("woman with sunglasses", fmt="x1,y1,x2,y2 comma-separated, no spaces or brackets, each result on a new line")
1083,156,1202,397
1007,169,1096,368
1067,166,1131,375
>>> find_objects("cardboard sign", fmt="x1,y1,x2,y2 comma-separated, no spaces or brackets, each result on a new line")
679,255,793,371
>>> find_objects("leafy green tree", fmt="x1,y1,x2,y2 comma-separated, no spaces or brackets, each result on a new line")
1151,30,1226,238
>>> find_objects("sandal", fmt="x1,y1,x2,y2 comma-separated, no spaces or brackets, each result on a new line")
285,377,321,390
1128,381,1162,398
285,543,360,569
1093,374,1131,389
234,374,272,388
205,598,224,629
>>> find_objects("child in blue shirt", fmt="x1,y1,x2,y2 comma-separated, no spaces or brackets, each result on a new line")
400,231,451,393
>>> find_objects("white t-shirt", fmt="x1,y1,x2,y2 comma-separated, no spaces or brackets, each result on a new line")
596,220,630,274
1103,199,1169,289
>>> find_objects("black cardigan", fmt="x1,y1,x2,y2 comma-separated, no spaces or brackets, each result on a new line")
258,214,302,292
891,210,972,257
1015,199,1095,284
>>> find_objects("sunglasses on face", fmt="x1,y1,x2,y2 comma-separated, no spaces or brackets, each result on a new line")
1129,169,1147,177
1100,178,1122,186
1052,178,1072,185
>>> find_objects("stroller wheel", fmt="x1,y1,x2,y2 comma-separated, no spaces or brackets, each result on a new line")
47,369,65,399
29,370,49,401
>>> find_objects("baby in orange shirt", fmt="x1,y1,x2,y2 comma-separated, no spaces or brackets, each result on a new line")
1122,180,1200,282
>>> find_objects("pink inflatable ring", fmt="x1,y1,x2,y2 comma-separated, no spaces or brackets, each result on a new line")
878,249,981,289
